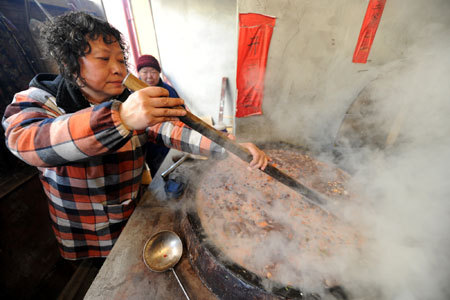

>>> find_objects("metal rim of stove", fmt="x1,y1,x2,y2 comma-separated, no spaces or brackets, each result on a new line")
184,213,348,300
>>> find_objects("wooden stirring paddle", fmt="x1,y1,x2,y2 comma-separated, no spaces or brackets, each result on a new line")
122,73,329,207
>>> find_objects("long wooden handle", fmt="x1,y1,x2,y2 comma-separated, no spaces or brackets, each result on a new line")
122,74,328,206
122,74,253,162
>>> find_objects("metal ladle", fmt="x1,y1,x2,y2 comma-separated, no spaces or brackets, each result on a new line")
143,230,191,300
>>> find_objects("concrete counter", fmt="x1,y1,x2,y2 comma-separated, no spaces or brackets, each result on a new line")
84,152,217,300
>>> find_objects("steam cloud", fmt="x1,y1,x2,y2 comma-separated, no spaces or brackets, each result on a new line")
293,2,450,299
337,29,450,299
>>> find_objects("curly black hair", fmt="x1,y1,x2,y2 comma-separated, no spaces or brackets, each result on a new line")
40,11,129,86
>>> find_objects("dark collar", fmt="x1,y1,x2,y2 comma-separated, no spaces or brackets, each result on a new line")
30,74,131,113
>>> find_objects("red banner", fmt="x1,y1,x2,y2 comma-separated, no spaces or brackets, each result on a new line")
236,13,276,118
352,0,386,63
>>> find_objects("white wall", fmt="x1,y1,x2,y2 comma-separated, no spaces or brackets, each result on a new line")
150,0,237,126
103,0,138,75
236,0,385,146
130,0,159,63
236,0,450,151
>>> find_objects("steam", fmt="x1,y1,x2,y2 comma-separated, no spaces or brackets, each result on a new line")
326,20,450,298
258,1,450,298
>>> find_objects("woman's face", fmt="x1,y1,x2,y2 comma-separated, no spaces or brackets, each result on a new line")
138,67,160,86
78,37,127,104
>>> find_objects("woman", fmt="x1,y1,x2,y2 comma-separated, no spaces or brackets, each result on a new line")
2,11,267,260
136,54,183,177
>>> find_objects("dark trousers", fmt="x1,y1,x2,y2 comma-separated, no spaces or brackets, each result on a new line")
146,143,170,178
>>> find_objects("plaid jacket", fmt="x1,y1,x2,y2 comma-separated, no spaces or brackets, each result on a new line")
2,75,223,260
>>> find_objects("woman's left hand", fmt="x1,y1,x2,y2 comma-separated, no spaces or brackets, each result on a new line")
225,133,269,170
239,142,270,170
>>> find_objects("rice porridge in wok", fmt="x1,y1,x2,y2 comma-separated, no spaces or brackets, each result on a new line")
195,148,363,288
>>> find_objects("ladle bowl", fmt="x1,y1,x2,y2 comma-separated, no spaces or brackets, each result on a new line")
143,230,191,300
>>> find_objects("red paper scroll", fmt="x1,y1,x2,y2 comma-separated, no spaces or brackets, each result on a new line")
353,0,386,63
236,13,276,118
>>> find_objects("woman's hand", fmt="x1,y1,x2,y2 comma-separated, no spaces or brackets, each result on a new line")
119,87,186,130
239,142,269,170
226,133,269,170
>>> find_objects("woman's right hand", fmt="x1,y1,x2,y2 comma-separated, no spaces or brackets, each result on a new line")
119,86,186,130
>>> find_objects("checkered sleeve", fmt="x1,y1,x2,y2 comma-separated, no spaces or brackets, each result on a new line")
147,121,226,156
2,88,132,167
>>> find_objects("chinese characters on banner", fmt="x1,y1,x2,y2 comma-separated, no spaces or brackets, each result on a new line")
236,13,276,118
353,0,386,63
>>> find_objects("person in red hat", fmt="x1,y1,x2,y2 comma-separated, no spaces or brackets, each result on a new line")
137,54,179,98
137,54,182,176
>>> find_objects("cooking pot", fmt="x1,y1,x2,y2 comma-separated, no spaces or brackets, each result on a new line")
180,142,353,300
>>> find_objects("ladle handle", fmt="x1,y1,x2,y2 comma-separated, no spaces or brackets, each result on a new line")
171,268,191,300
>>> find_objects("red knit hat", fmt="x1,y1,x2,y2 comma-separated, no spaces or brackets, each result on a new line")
137,55,161,72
